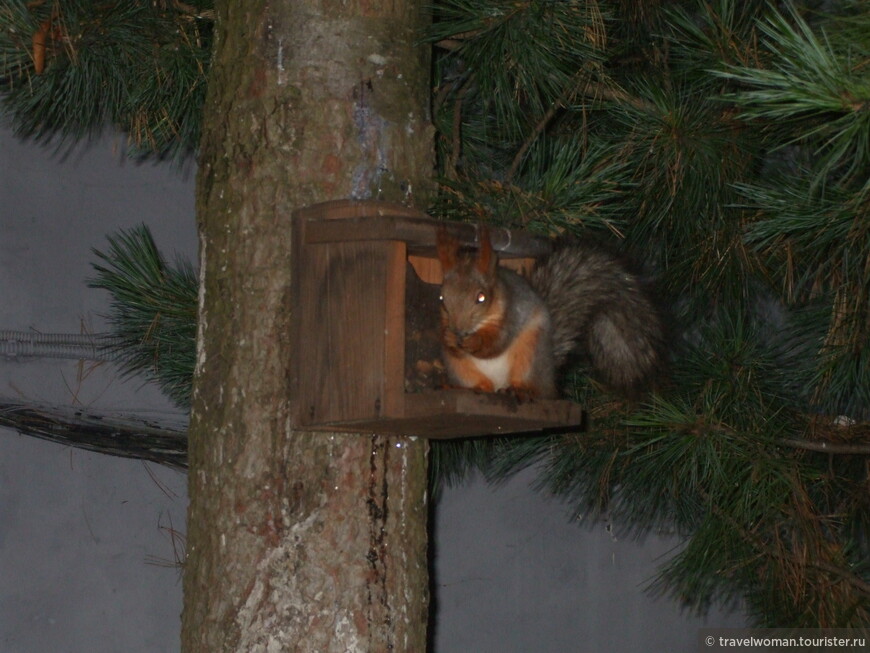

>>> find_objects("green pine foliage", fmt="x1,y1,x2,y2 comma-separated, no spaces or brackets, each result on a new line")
0,0,212,157
89,226,198,407
2,0,869,628
428,0,870,627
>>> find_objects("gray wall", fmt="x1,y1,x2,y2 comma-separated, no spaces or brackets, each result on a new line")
1,127,194,653
0,123,744,652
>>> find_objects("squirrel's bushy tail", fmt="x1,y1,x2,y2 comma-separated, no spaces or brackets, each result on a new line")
530,243,665,395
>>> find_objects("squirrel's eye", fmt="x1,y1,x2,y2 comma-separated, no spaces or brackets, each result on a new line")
438,294,444,302
476,291,486,303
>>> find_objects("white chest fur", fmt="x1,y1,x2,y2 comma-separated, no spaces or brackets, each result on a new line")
468,348,515,391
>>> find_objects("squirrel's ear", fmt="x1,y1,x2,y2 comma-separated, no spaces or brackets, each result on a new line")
476,225,497,277
436,225,459,271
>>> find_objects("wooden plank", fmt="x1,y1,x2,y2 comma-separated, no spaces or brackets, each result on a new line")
291,239,393,426
405,390,582,429
298,200,552,258
295,198,430,223
382,241,407,419
407,255,441,285
304,390,583,439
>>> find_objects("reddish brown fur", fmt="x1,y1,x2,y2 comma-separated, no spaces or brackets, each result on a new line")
436,225,557,399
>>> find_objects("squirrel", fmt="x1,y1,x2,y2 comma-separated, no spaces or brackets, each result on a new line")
436,225,664,399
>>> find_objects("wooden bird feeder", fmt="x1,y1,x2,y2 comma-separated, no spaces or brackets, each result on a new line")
289,200,583,438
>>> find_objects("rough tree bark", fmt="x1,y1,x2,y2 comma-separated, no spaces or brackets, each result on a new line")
182,1,434,651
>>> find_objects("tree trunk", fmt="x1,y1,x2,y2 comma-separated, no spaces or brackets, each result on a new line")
182,1,433,650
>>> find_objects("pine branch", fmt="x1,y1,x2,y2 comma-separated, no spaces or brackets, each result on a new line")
506,70,593,183
430,0,607,141
89,225,198,408
0,0,213,158
718,3,870,194
780,438,870,456
663,485,870,625
0,400,187,469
